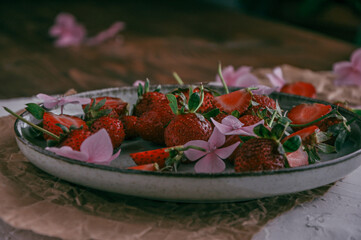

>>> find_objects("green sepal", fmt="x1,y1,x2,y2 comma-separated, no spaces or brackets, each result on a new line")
307,147,320,164
188,91,201,113
25,103,45,120
335,129,348,152
317,143,336,154
282,135,301,153
137,83,144,97
203,108,220,120
352,109,361,116
46,139,59,147
231,110,240,118
271,123,286,140
166,94,179,115
55,123,69,134
278,116,292,126
253,124,272,138
239,135,254,142
94,98,106,111
153,85,161,92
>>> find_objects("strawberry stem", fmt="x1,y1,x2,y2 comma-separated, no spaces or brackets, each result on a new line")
4,107,60,141
173,72,184,85
289,109,337,128
218,63,229,94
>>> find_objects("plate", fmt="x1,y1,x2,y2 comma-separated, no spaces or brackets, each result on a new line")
14,85,361,202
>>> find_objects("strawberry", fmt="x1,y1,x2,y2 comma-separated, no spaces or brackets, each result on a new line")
238,115,262,126
128,163,159,171
59,129,92,151
164,113,213,147
212,89,252,115
234,122,301,172
90,116,125,148
280,82,316,98
234,138,286,172
287,103,332,129
135,107,175,145
245,95,276,115
130,148,170,168
120,115,139,139
83,96,128,119
173,87,215,113
282,125,320,144
43,112,88,140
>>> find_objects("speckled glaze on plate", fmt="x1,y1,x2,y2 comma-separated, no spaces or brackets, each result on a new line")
14,85,361,202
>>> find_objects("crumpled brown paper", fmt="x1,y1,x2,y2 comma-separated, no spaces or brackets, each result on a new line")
1,66,359,240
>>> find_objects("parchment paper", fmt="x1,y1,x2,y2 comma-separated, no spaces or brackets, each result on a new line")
0,66,359,240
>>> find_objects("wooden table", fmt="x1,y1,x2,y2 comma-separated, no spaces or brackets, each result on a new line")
0,1,359,240
0,0,355,99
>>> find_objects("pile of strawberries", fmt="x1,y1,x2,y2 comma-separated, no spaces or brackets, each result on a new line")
9,79,352,173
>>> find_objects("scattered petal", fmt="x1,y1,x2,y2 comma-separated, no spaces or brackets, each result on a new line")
132,80,145,87
266,67,286,89
86,21,125,46
37,93,91,110
333,48,361,86
210,65,259,87
251,85,278,95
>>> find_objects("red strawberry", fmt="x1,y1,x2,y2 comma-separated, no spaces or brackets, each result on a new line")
130,148,171,168
136,108,175,145
83,96,128,118
90,116,125,148
173,87,215,113
120,116,138,139
128,163,159,171
238,115,262,126
287,103,332,129
133,92,168,117
247,95,276,114
282,125,319,144
59,129,92,151
212,89,252,115
43,112,88,140
281,82,316,98
234,138,286,172
164,113,213,147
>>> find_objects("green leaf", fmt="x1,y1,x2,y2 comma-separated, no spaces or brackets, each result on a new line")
55,123,69,133
317,143,336,153
203,108,220,120
239,135,254,142
25,103,45,120
278,116,292,125
231,110,240,118
94,98,106,111
271,123,285,140
283,135,301,153
188,92,201,113
253,124,272,138
166,94,179,115
276,100,282,116
137,83,144,97
154,85,161,92
352,109,361,116
306,147,320,164
335,130,348,152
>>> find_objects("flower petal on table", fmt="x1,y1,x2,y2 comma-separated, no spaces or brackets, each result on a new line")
351,48,361,69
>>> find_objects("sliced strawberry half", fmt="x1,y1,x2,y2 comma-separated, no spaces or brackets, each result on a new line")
282,125,319,144
128,163,159,171
286,147,309,167
287,103,332,126
213,89,252,114
281,82,316,98
43,112,88,140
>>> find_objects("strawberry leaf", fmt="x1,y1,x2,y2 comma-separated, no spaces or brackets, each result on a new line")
271,123,286,140
283,135,301,153
203,108,220,120
137,83,144,97
335,130,348,152
94,98,106,111
25,103,45,120
239,135,254,142
231,110,240,118
144,79,150,93
188,91,201,113
166,94,179,115
253,124,272,138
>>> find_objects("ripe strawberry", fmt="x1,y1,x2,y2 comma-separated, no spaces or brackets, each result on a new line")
43,112,88,140
130,148,171,168
234,138,286,172
90,116,125,148
173,87,215,113
59,129,92,151
164,113,213,147
212,89,252,115
281,82,316,98
238,115,262,126
83,96,128,118
287,103,332,129
246,95,276,114
282,125,319,144
128,163,159,171
120,116,139,139
136,107,175,145
133,91,169,117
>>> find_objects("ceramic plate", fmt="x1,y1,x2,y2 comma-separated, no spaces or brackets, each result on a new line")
14,85,361,202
